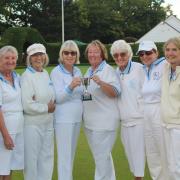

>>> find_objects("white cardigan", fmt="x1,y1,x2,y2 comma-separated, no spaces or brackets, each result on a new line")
21,67,55,126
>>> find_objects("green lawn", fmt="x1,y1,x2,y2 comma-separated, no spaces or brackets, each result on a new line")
12,65,151,180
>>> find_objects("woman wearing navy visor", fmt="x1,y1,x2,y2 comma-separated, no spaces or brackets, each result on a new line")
21,43,55,180
50,40,83,180
137,41,169,180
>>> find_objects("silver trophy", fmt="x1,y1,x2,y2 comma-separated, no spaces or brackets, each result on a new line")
81,77,92,101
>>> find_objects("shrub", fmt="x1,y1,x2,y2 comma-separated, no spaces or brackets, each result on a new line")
0,27,46,65
0,27,165,66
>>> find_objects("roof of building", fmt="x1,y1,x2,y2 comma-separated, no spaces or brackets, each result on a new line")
136,15,180,43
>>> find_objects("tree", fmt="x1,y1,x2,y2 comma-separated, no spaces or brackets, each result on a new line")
0,0,172,43
76,0,124,43
115,0,167,39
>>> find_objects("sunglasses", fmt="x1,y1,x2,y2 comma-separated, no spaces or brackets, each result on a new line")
138,51,153,57
113,52,127,59
63,51,77,56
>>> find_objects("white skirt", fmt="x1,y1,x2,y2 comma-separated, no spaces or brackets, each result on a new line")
0,132,24,175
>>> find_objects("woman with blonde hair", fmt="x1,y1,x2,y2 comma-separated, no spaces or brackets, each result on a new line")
50,40,83,180
161,37,180,180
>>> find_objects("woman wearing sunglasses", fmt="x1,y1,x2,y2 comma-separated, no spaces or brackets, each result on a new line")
50,40,83,180
111,40,145,180
161,37,180,180
137,41,168,180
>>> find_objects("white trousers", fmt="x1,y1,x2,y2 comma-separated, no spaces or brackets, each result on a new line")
144,104,168,180
24,123,54,180
0,132,24,175
55,122,81,180
85,128,116,180
121,123,145,177
164,127,180,180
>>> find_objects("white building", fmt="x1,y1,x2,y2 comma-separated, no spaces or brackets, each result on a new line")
136,15,180,43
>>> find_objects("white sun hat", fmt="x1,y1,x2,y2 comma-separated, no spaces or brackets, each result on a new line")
27,43,46,56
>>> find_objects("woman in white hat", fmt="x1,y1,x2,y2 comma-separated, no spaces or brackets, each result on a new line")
0,46,24,180
137,41,168,180
21,43,55,180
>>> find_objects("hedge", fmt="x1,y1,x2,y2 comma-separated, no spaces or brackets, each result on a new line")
0,27,165,66
0,27,46,65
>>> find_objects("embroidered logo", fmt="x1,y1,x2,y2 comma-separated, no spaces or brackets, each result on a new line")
153,72,160,80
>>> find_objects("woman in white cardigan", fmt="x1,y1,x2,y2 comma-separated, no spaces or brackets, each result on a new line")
161,37,180,180
50,40,83,180
21,43,55,180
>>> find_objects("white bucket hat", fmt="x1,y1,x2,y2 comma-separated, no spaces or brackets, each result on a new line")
27,43,46,56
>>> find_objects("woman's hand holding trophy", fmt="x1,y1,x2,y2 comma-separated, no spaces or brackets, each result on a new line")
69,77,82,90
81,77,92,101
69,75,102,101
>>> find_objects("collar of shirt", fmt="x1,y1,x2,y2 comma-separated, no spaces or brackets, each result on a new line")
117,60,132,75
87,60,106,77
0,71,17,88
27,66,44,73
59,63,78,76
27,66,43,73
143,57,165,80
169,65,180,81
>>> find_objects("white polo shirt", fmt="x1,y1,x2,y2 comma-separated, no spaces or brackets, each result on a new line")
142,57,166,104
50,64,83,124
116,61,144,126
0,72,24,134
83,61,121,131
21,67,55,126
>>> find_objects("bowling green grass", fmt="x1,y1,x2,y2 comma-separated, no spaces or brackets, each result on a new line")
12,66,151,180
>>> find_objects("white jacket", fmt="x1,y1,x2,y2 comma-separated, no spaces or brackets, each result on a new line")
21,67,55,126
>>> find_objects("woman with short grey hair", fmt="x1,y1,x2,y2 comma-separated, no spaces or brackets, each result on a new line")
0,45,24,180
111,40,145,180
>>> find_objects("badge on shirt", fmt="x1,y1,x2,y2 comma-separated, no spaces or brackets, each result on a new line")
153,72,160,80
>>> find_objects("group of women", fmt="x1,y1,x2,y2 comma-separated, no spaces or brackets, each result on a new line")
0,36,179,180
